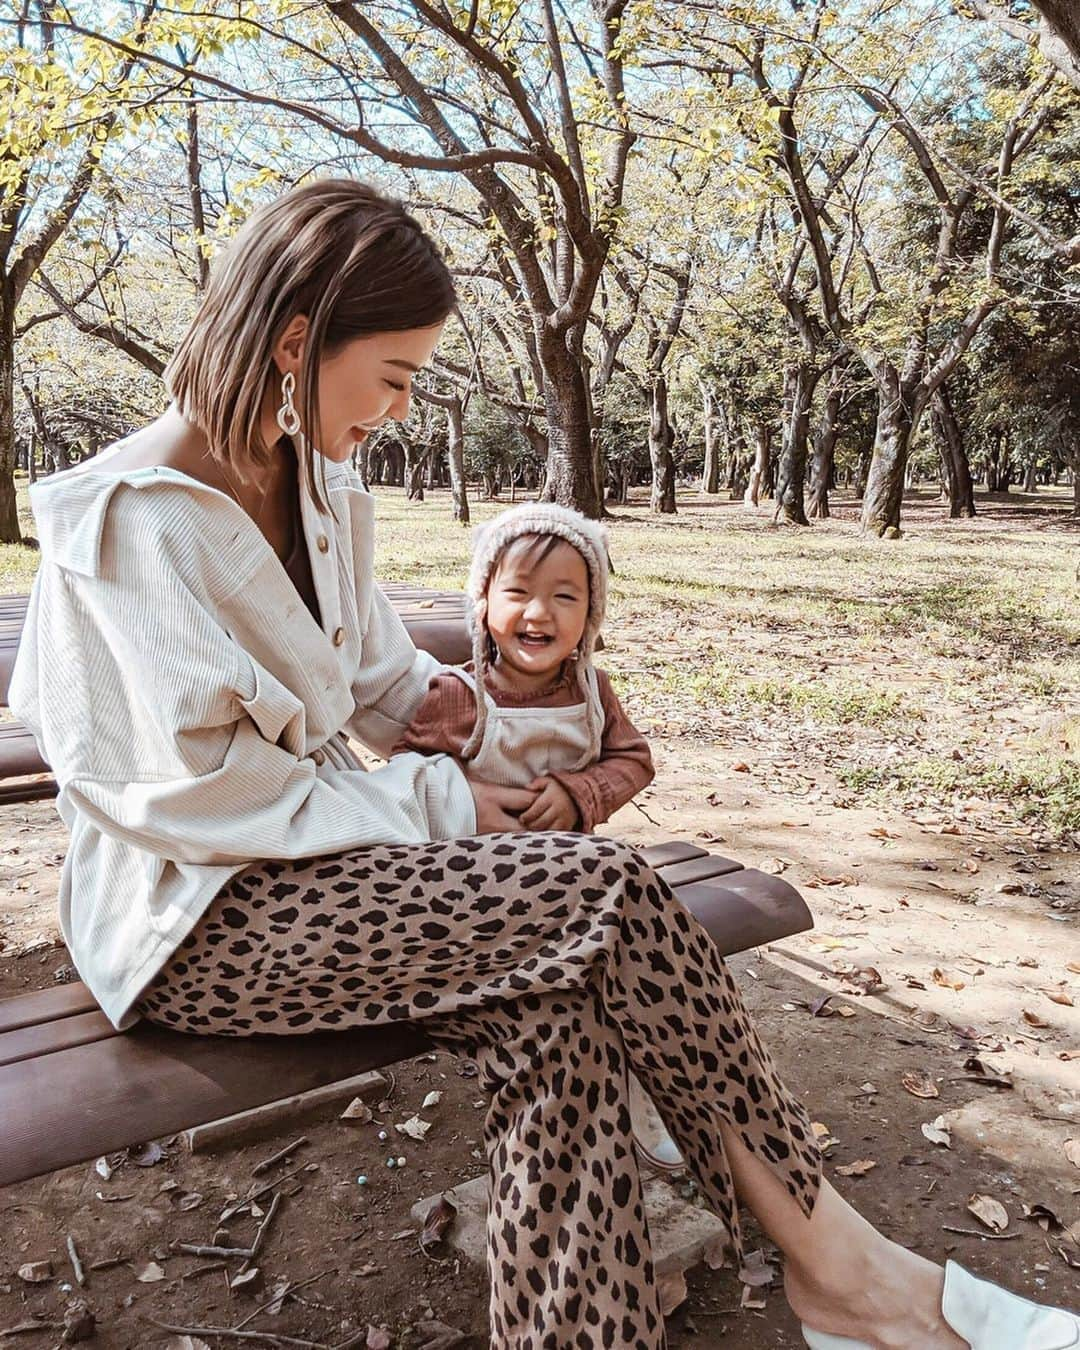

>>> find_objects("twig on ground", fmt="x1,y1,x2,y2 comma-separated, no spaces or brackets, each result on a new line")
146,1317,329,1348
88,1256,127,1271
631,798,664,827
232,1268,336,1332
236,1190,283,1277
173,1242,256,1260
0,1322,57,1337
941,1225,1021,1240
219,1163,309,1223
65,1235,85,1286
252,1136,308,1176
177,1261,227,1282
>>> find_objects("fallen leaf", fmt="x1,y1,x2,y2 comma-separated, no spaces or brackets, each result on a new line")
420,1195,458,1252
967,1194,1009,1232
133,1260,166,1283
1017,956,1040,969
1067,962,1080,975
856,1082,878,1095
415,1319,468,1350
835,1159,878,1177
367,1327,392,1350
395,1114,432,1141
846,966,885,995
176,1191,204,1212
1046,990,1074,1008
1021,1202,1064,1233
341,1097,374,1123
811,1121,839,1151
94,1157,113,1181
868,827,900,839
17,1261,52,1284
421,1090,443,1109
1023,1010,1051,1028
902,1072,940,1100
163,1338,212,1350
932,968,966,992
760,856,789,875
921,1116,952,1148
808,935,850,951
657,1268,688,1315
1065,1140,1080,1170
732,762,750,773
737,1249,777,1287
230,1268,264,1295
390,1229,417,1241
808,874,858,887
62,1300,96,1343
128,1141,165,1168
702,1235,728,1270
836,1005,857,1019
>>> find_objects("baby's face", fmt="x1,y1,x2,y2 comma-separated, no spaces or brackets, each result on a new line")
486,538,589,683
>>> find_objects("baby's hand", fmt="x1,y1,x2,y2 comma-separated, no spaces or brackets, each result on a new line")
519,776,580,832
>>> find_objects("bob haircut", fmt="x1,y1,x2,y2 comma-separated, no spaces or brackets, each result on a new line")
165,178,456,502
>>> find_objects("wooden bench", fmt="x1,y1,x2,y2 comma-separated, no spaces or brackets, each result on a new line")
0,585,814,1186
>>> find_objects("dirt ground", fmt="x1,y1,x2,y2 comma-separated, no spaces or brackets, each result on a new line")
2,739,1078,1349
2,487,1078,1346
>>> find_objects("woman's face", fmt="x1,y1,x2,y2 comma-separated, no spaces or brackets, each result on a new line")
280,320,446,463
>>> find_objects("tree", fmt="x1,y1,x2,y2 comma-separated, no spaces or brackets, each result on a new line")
0,2,159,541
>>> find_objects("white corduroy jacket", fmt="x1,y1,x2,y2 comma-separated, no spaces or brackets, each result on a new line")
9,451,477,1028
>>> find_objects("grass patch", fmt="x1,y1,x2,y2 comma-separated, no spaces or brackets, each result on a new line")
634,659,915,729
839,754,1080,834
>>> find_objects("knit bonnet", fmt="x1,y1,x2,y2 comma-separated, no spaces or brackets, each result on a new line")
460,502,610,767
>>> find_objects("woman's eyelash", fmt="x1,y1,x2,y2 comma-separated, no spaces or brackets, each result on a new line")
385,379,406,392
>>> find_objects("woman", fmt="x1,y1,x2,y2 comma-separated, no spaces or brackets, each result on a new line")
11,179,1076,1350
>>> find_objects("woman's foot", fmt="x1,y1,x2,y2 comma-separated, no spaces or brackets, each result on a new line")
784,1237,966,1350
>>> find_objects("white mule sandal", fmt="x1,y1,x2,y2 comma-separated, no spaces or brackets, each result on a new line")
627,1072,684,1173
801,1259,1080,1349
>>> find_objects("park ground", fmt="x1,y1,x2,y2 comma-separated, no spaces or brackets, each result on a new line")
1,484,1078,1347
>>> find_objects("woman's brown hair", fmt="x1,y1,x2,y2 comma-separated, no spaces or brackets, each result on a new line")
165,178,456,499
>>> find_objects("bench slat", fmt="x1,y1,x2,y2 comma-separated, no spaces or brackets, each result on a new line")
0,859,813,1184
0,1008,117,1068
0,1019,433,1186
654,852,744,886
0,980,100,1033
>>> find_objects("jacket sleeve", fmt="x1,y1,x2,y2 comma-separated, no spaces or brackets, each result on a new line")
12,503,475,866
390,674,476,760
548,670,655,831
344,583,453,759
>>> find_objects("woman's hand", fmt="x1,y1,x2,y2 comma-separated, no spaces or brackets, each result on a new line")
469,779,539,834
519,776,580,832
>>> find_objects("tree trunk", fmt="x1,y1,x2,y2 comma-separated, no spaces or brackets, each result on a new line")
744,423,771,508
404,443,426,500
701,385,721,493
808,376,842,519
861,370,916,537
446,398,469,524
539,323,601,517
1023,459,1038,494
930,386,976,518
774,361,816,525
0,277,20,543
648,374,677,514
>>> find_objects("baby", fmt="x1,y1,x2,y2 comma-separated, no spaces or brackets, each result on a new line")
394,502,682,1170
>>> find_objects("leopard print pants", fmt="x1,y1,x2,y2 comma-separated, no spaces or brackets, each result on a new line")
136,832,821,1349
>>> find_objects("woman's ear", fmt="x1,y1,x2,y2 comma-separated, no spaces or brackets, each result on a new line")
272,314,309,374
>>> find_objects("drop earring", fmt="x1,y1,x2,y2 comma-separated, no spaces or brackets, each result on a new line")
276,371,301,437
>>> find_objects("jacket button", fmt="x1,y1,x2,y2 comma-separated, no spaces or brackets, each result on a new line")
317,534,329,553
312,749,326,766
333,626,345,647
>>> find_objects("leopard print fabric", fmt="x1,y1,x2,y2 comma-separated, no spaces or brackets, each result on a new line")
137,832,821,1348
